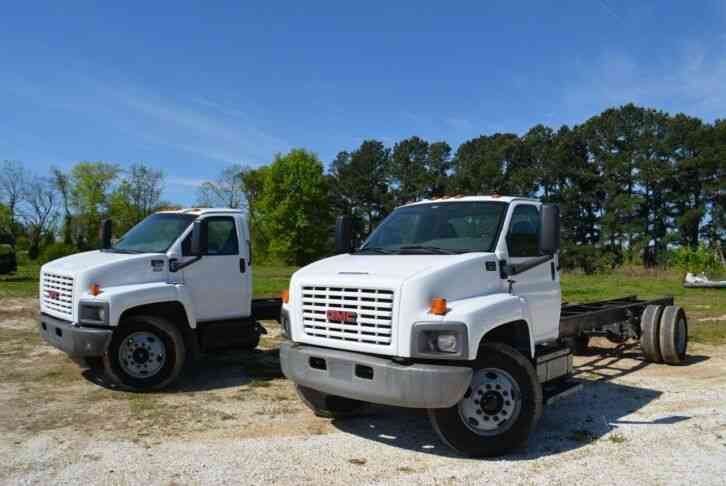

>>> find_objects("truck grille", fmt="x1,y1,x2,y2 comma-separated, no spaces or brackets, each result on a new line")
301,286,394,345
41,271,74,319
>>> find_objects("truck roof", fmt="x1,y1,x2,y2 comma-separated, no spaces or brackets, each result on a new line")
401,195,540,207
156,207,242,216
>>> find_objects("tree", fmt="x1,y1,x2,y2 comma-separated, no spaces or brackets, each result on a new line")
51,167,73,245
196,164,247,209
109,163,165,235
70,162,120,248
254,149,333,265
21,176,58,259
450,133,522,195
329,140,392,232
390,136,430,205
0,160,29,246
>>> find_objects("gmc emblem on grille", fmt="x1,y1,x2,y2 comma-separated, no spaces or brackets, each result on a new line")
326,310,357,322
46,290,60,300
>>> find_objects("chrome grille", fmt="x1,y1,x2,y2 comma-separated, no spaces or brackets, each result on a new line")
301,286,394,345
41,271,74,318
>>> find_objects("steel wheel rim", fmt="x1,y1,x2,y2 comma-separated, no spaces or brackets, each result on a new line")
118,331,166,379
458,367,522,436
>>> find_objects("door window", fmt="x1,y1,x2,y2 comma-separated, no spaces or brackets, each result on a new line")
206,217,239,255
507,205,540,257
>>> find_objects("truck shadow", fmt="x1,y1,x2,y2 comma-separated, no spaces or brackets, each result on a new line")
83,348,284,392
331,344,706,460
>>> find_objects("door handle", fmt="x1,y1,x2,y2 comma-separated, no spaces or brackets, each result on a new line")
240,258,246,273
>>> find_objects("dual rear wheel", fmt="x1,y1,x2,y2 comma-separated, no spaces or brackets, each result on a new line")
640,305,688,365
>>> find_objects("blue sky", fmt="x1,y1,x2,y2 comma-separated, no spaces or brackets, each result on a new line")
2,1,725,204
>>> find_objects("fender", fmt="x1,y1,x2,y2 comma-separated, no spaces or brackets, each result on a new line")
90,282,196,328
444,292,536,358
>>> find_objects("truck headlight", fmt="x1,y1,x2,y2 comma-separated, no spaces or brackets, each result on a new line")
280,309,291,339
79,301,109,326
411,322,468,359
435,333,458,353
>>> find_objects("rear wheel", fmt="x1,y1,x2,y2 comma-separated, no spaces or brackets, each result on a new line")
295,385,366,418
104,315,186,391
640,305,664,363
659,306,688,365
428,343,542,457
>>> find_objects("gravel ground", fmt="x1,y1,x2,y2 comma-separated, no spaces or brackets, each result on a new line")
1,298,725,485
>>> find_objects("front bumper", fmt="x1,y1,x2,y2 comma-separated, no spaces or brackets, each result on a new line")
38,313,112,357
280,342,472,409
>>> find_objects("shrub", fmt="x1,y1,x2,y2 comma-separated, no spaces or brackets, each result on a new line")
560,244,619,275
0,243,17,275
40,243,79,265
669,245,720,275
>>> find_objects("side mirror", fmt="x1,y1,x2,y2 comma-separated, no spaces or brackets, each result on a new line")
100,219,113,249
190,220,204,256
539,204,560,255
335,215,353,254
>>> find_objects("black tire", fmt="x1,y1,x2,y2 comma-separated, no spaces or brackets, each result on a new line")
428,343,543,457
295,385,365,419
104,315,186,391
640,305,663,363
565,335,590,355
659,306,688,365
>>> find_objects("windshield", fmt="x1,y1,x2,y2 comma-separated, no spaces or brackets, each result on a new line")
360,201,508,254
111,213,196,254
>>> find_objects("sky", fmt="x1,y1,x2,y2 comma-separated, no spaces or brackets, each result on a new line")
1,1,725,205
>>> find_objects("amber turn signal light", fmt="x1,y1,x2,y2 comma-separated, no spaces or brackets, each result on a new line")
90,283,102,296
281,289,290,304
430,297,448,315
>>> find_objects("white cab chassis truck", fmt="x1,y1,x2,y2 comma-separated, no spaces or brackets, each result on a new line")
38,208,281,391
279,196,688,457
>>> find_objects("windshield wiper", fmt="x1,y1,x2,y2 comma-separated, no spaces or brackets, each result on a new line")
106,248,144,254
355,247,393,254
397,245,458,254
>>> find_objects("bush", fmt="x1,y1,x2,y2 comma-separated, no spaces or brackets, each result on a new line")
0,243,17,275
669,245,720,275
560,244,618,275
40,243,79,265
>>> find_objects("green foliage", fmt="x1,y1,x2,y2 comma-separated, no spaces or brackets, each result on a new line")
253,149,334,265
669,245,721,275
560,244,618,275
0,243,16,274
70,161,120,248
0,244,13,256
40,242,78,265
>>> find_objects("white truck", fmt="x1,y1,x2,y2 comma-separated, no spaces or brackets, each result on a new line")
38,208,281,391
279,195,688,457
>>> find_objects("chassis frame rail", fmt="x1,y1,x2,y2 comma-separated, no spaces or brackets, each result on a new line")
559,295,674,338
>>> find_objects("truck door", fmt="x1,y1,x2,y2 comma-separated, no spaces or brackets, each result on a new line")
182,215,251,321
504,203,561,341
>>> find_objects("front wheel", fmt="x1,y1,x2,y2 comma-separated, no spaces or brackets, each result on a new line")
428,343,542,457
104,315,186,391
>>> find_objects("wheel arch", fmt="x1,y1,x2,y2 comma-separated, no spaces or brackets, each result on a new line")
478,320,534,359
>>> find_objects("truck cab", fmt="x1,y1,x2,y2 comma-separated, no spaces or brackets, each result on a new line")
280,196,566,455
38,208,279,390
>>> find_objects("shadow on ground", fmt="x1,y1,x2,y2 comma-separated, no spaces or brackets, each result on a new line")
333,344,705,459
83,348,284,392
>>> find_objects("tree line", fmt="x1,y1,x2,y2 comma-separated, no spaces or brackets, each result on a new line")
1,103,724,271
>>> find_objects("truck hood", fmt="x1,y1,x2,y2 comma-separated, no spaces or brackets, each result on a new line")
41,250,169,293
293,253,449,281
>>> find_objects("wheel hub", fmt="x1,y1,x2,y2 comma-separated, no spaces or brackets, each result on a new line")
458,368,521,435
118,331,166,379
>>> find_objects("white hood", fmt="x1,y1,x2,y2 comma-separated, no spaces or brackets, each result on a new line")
293,253,449,281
